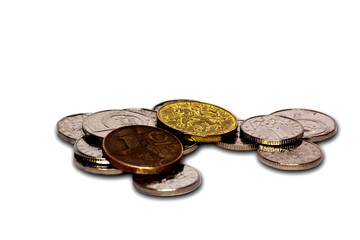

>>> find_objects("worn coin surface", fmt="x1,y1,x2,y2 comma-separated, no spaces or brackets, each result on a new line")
73,137,110,165
133,164,201,196
103,125,183,175
157,101,238,142
257,141,323,170
57,113,91,144
271,108,337,142
82,109,157,143
240,115,304,146
73,156,124,175
216,120,258,151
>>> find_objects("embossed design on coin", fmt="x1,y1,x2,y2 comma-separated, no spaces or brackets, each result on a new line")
240,115,304,146
82,109,157,140
157,101,238,142
257,141,323,170
153,99,196,112
103,125,183,175
133,164,201,196
57,113,91,144
216,120,258,151
73,137,110,165
73,156,124,175
271,109,337,142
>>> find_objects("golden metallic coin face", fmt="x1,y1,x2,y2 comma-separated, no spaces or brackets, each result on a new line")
103,125,183,175
157,101,238,142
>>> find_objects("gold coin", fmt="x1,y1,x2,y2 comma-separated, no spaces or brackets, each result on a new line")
157,101,238,143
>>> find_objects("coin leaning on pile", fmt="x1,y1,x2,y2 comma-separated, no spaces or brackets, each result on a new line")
56,100,338,197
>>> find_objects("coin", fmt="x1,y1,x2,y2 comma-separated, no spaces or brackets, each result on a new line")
82,109,157,144
73,156,124,175
102,125,183,175
271,108,338,142
257,141,323,170
153,99,197,112
56,113,91,144
240,115,304,146
216,120,258,151
182,140,199,155
132,164,201,196
157,101,238,143
73,137,110,165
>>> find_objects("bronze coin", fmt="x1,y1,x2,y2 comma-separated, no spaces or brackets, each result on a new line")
102,125,183,175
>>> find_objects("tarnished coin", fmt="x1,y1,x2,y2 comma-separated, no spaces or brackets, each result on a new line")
103,125,183,175
157,101,238,143
153,99,197,112
82,109,157,144
257,141,323,170
271,108,338,142
182,140,199,155
56,113,91,144
73,156,124,175
133,164,201,196
73,137,110,165
216,120,258,151
240,115,304,146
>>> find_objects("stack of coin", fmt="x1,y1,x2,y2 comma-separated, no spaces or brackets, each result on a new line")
57,100,337,197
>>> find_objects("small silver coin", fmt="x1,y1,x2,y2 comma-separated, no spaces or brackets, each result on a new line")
133,164,201,197
271,108,337,142
73,156,124,175
73,137,109,165
57,113,92,144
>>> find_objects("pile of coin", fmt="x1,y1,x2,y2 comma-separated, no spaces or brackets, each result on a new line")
57,99,338,197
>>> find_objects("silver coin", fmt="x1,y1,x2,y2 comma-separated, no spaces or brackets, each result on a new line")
152,99,197,112
240,115,304,146
73,137,109,165
82,109,157,141
257,141,323,170
271,108,337,142
57,113,92,144
133,164,201,196
73,156,124,175
216,120,258,151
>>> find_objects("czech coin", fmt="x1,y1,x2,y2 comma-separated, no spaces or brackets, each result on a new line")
240,115,304,146
216,120,258,151
153,99,197,112
73,137,110,165
103,125,183,175
257,141,323,170
132,164,201,196
73,156,124,175
82,109,157,144
271,108,338,142
56,113,91,144
157,100,238,143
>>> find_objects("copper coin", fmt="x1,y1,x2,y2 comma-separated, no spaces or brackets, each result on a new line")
257,141,323,170
56,113,91,144
271,108,337,142
103,125,183,175
240,115,304,146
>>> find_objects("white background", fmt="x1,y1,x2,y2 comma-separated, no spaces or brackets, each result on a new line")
1,1,359,239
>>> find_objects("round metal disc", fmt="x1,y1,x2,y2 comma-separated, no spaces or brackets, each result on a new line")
56,113,91,144
73,156,124,175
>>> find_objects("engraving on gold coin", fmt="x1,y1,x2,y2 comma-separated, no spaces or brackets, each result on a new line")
133,164,201,196
157,101,238,142
257,141,323,170
216,120,258,151
73,156,124,175
103,125,183,174
73,137,110,165
240,115,304,145
153,99,196,112
57,113,91,144
271,109,337,142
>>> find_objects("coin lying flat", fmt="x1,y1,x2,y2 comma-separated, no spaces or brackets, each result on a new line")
57,113,91,144
133,164,201,196
240,115,304,146
153,99,197,112
73,156,124,175
257,141,323,170
271,108,337,142
216,120,258,151
103,125,183,175
82,109,157,144
73,137,110,165
157,101,238,143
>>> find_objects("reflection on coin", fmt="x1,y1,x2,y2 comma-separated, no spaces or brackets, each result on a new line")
258,140,302,152
57,113,91,144
257,141,323,170
73,137,109,165
157,101,238,143
103,125,183,175
216,120,258,151
73,156,124,175
153,99,197,112
240,115,304,146
82,109,157,143
182,140,199,155
133,164,201,196
271,108,337,142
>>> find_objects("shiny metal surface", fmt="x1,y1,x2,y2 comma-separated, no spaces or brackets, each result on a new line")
73,156,124,175
56,113,91,144
152,99,197,112
73,137,110,165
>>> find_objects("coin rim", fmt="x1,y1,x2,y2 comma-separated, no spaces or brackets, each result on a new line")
56,113,92,145
73,156,124,175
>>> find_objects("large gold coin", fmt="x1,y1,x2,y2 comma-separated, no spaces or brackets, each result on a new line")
157,101,238,142
102,125,183,175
